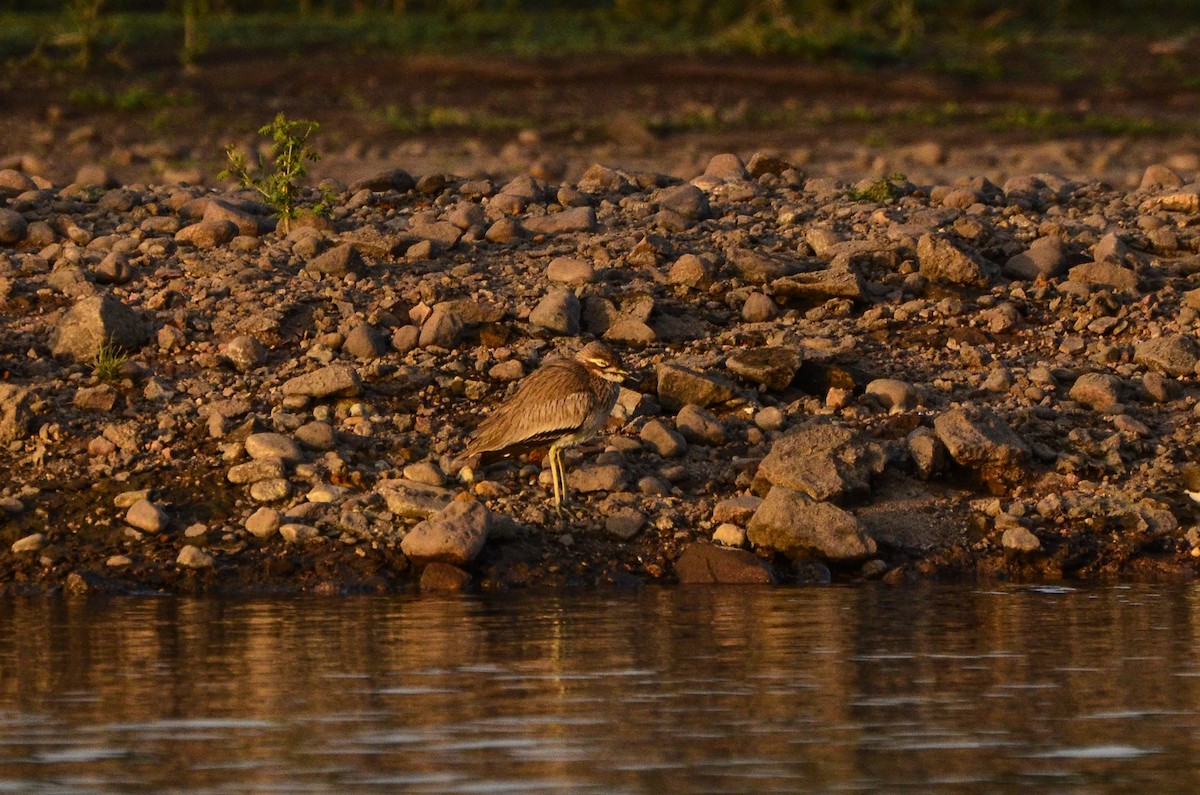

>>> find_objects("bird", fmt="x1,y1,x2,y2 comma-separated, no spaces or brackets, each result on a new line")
454,341,629,509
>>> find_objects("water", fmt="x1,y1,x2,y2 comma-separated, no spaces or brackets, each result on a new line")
1,585,1198,794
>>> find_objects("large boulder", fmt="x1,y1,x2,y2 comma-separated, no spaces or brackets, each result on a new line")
400,500,491,566
753,419,885,502
934,407,1030,489
747,486,877,563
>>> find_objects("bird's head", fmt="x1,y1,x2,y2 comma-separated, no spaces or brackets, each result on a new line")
576,341,629,383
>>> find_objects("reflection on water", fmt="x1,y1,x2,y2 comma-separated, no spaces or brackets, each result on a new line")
1,586,1198,794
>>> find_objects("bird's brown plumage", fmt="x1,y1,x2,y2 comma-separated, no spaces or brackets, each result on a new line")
456,341,627,507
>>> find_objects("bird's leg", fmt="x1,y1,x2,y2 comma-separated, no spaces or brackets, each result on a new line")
548,443,562,509
558,449,572,509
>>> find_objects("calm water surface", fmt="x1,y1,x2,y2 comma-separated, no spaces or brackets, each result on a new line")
1,585,1198,794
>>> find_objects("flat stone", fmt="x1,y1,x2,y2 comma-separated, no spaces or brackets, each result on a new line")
753,419,885,502
725,347,802,391
176,546,214,568
281,364,362,398
350,167,414,193
279,523,319,543
51,294,148,361
402,462,446,487
250,478,291,502
545,257,595,284
175,219,237,248
657,362,737,411
114,489,150,509
728,247,794,284
568,463,627,494
295,421,336,451
400,500,491,565
771,261,864,301
522,206,596,235
378,478,456,519
712,495,763,524
407,219,461,248
1134,334,1200,377
11,532,44,553
126,499,168,533
245,507,282,539
1068,261,1139,291
603,317,656,346
747,486,877,562
307,483,347,504
675,404,725,445
228,458,286,484
245,432,303,463
675,543,775,584
73,384,117,411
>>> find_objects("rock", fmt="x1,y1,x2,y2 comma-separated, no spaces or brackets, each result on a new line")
306,243,364,276
400,500,491,565
753,419,885,502
126,499,168,533
713,495,763,524
93,251,132,285
245,432,303,463
350,167,414,193
228,458,286,484
603,317,656,345
917,233,994,287
74,384,117,411
702,153,749,181
1005,236,1067,280
1134,334,1200,377
202,199,261,236
1094,232,1131,264
772,261,864,301
1140,164,1184,191
176,546,214,569
0,384,33,443
741,292,778,322
640,419,687,458
221,336,265,372
568,463,627,494
654,184,710,220
420,562,473,591
175,219,237,248
728,247,793,284
1001,525,1042,552
245,507,281,539
250,478,291,502
51,295,148,361
419,308,464,348
933,408,1030,487
407,219,461,249
1069,372,1123,411
865,378,919,413
747,486,877,562
656,363,737,411
0,169,36,197
725,347,802,391
47,265,96,298
746,151,794,178
546,257,595,284
674,543,775,584
908,428,946,479
1068,261,1138,290
378,479,456,519
712,524,747,547
306,483,346,504
0,208,27,244
279,523,319,543
675,404,725,445
485,217,524,244
281,363,362,397
529,288,581,335
523,206,596,235
403,462,446,487
606,507,646,540
668,254,710,287
344,323,387,359
11,532,44,553
295,421,336,451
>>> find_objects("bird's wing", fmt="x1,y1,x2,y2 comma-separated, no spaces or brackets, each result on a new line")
465,379,595,455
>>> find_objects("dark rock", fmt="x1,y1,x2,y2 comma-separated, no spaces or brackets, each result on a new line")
51,295,148,361
349,168,415,193
1005,236,1067,280
306,243,364,276
675,543,776,584
656,363,737,411
420,562,473,591
654,184,710,220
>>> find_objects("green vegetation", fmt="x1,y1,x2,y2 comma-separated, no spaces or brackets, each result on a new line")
380,104,530,134
847,173,907,203
219,112,331,234
67,83,183,111
90,337,127,383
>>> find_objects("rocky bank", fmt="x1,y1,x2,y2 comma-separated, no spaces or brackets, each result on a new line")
2,151,1200,594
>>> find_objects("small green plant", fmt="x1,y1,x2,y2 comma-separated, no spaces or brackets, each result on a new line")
91,338,127,383
219,112,332,234
847,172,907,203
